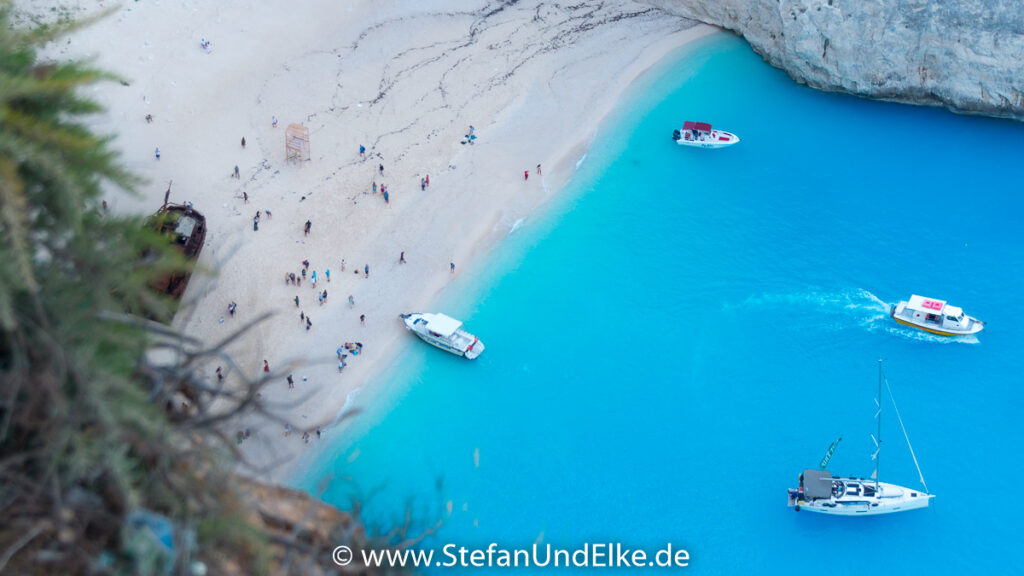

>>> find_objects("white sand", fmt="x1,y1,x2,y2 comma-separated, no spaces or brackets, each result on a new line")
29,0,716,483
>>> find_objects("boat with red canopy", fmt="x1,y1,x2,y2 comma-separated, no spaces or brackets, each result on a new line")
672,121,739,148
890,294,984,336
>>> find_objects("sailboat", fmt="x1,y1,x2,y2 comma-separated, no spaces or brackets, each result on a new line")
787,361,934,516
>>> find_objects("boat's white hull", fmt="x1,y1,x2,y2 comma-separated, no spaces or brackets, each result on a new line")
790,480,933,516
410,330,483,359
673,129,739,149
401,313,484,359
890,302,984,336
795,496,932,516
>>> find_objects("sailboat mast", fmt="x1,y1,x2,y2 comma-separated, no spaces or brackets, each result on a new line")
876,359,882,490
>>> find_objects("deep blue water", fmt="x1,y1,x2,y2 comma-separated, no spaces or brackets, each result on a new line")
296,35,1024,574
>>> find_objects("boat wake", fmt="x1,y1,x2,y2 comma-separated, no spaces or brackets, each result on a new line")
727,288,979,344
729,287,888,324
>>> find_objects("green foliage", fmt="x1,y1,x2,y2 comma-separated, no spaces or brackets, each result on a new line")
0,5,215,573
0,6,400,574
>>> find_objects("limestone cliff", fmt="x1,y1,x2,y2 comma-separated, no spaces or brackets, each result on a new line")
647,0,1024,120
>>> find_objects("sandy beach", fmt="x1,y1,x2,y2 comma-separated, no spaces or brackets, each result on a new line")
29,0,715,483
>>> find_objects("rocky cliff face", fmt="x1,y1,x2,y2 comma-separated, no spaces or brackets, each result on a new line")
648,0,1024,120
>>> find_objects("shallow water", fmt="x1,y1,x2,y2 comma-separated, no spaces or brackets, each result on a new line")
296,35,1024,574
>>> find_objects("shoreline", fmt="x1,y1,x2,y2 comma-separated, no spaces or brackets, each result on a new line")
288,25,722,489
29,0,717,486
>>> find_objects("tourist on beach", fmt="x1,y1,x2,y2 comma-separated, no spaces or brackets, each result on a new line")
216,366,224,382
364,264,369,278
311,271,317,284
360,314,365,325
253,215,258,231
524,170,529,180
155,147,160,160
145,114,153,123
400,251,406,264
289,272,296,284
425,174,430,187
243,191,249,204
379,163,384,176
359,145,365,157
287,374,294,389
294,295,300,307
421,178,426,191
263,359,270,372
228,301,237,316
318,292,324,305
306,317,312,331
325,268,331,282
450,262,456,273
348,295,354,307
383,190,389,204
372,182,377,193
272,116,278,128
304,220,312,236
241,137,246,149
340,259,346,271
302,259,309,270
322,290,328,303
537,163,542,175
233,165,240,179
265,209,272,219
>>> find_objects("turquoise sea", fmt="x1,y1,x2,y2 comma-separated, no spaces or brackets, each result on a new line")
297,35,1024,574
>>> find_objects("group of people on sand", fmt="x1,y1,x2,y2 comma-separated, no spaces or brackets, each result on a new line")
336,342,364,372
252,209,271,231
372,180,391,204
287,257,367,339
283,423,323,445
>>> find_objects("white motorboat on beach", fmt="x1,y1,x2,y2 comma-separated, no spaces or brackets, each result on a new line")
890,294,983,336
672,121,739,148
400,313,484,359
787,361,934,516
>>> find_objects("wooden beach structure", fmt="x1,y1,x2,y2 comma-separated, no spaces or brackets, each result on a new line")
285,123,310,164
